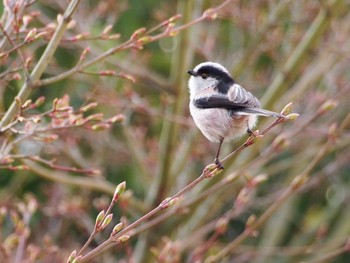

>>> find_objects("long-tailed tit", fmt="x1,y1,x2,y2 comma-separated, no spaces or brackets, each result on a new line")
187,62,284,169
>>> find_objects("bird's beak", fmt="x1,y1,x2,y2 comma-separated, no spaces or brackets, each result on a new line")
187,70,197,76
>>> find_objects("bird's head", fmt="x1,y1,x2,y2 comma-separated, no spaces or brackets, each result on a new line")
187,62,234,96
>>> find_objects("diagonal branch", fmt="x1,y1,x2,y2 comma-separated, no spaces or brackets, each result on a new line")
0,0,81,129
79,106,295,262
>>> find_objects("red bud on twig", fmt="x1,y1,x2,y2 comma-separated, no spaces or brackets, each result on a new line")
118,72,136,83
99,70,116,76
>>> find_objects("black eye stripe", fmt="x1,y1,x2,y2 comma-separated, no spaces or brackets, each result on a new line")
196,65,234,83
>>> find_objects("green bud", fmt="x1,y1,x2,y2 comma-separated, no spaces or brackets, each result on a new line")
111,222,123,236
286,113,299,120
291,175,307,190
168,14,182,23
72,256,82,263
67,250,77,263
21,99,32,109
130,28,146,40
281,102,293,115
34,96,45,107
101,214,113,230
117,235,130,243
91,123,111,131
246,214,257,229
80,102,98,112
95,210,105,226
320,100,338,113
106,114,125,124
113,181,126,203
102,25,113,35
85,113,104,122
137,36,152,44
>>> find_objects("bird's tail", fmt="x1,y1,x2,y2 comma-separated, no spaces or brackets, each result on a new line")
237,108,285,118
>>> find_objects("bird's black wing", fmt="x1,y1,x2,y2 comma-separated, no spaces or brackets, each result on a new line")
194,96,248,110
193,95,283,118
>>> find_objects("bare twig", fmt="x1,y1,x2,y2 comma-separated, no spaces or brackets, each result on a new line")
0,0,81,129
205,142,329,262
79,107,293,262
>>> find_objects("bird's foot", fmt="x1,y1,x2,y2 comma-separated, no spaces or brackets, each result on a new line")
214,158,224,170
247,128,258,138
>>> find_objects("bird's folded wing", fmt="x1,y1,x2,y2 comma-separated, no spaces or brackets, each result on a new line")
194,96,249,109
227,84,261,107
193,95,284,118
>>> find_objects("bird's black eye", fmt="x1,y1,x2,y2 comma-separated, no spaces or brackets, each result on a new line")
201,73,207,79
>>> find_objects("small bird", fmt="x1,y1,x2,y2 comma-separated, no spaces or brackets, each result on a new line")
187,62,284,169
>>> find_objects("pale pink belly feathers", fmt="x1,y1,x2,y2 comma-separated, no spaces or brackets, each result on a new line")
189,103,257,143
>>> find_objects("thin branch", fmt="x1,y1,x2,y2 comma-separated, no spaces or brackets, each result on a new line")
0,0,81,129
22,159,115,194
0,22,29,78
35,0,233,89
80,110,291,262
260,0,343,108
205,143,330,262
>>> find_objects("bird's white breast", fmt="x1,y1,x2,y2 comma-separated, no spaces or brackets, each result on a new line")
189,102,257,143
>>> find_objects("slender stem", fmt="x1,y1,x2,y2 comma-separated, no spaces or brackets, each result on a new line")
0,23,29,78
78,200,115,256
77,229,97,256
0,0,81,129
205,143,329,262
149,0,194,208
221,118,284,163
232,0,290,76
303,246,349,263
80,109,290,262
260,0,342,108
80,171,209,262
36,0,232,90
35,40,134,87
23,160,115,194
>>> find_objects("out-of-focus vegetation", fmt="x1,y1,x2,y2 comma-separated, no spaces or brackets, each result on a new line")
0,0,350,262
